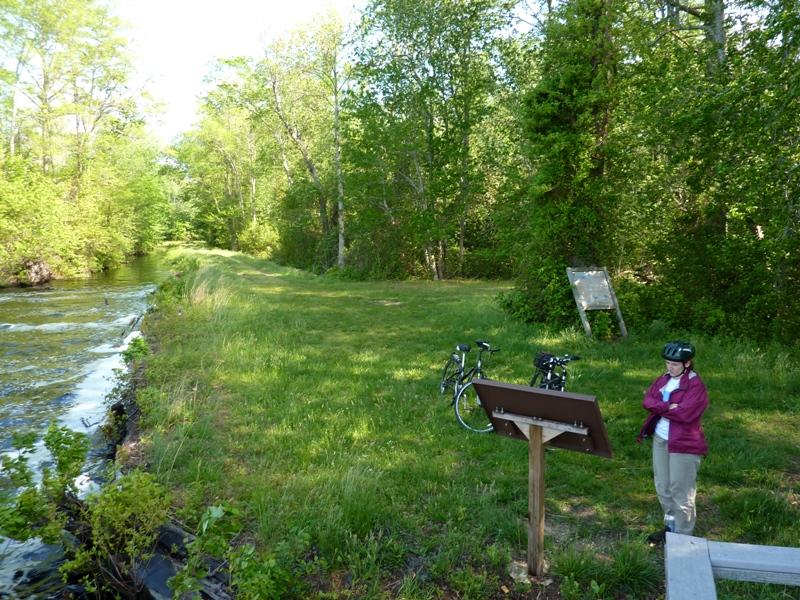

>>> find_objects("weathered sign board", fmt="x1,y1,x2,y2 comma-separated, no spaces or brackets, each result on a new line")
566,267,628,338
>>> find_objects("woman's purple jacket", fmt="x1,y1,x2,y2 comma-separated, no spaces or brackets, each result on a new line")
636,370,709,455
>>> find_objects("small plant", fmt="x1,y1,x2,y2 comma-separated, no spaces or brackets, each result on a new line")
589,579,609,600
169,504,312,600
586,310,618,341
0,425,173,597
606,537,660,596
560,575,582,600
550,541,606,584
121,335,150,363
61,468,171,595
0,423,89,544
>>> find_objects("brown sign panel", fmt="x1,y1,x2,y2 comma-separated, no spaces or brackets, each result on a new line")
472,379,613,459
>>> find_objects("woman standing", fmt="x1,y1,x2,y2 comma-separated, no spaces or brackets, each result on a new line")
637,341,709,543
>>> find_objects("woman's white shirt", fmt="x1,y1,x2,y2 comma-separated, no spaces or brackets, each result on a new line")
654,376,681,440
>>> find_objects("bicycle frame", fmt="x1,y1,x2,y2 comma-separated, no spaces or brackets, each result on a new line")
450,341,500,433
462,343,495,383
530,354,580,392
441,341,498,404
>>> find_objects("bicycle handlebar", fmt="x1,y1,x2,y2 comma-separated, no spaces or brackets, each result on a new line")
476,341,500,353
553,354,580,364
455,341,500,355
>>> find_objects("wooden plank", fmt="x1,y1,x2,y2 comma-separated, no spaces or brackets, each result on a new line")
603,267,628,338
665,533,717,600
708,541,800,586
567,267,593,337
528,425,545,576
491,411,589,434
711,567,800,587
492,411,589,443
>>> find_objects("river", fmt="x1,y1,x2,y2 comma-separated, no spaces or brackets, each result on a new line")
0,253,169,599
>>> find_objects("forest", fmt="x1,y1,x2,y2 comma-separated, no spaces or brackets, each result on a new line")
1,0,798,343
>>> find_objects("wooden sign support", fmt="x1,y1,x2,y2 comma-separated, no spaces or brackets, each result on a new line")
529,425,545,575
473,380,614,577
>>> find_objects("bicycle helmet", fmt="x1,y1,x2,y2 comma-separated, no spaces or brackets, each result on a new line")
662,341,695,362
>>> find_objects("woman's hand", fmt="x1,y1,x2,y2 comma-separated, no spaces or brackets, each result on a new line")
668,403,679,410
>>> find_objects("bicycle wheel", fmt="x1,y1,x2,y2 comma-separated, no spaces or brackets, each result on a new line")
530,370,541,387
440,358,459,397
454,382,493,433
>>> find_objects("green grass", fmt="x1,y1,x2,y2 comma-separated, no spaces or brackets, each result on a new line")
137,247,800,599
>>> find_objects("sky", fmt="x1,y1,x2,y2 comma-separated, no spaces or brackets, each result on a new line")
113,0,360,142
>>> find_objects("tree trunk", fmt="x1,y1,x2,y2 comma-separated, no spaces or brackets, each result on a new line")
333,60,345,268
271,76,330,235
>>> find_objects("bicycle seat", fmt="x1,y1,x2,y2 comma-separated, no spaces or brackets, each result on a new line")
457,344,471,353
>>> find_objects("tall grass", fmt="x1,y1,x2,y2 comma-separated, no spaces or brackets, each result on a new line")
138,247,800,599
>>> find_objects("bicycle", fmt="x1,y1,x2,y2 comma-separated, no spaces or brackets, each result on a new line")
439,341,500,433
529,351,581,391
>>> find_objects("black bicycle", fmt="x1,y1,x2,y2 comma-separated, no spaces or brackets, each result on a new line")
439,341,500,432
529,351,581,391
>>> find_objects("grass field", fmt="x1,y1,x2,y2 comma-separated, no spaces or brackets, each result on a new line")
136,246,800,600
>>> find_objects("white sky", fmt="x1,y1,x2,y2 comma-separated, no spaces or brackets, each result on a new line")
113,0,360,142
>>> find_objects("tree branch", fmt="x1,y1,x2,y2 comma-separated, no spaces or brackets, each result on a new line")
649,25,710,46
661,0,709,21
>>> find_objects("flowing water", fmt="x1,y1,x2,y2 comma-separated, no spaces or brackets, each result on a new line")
0,253,169,599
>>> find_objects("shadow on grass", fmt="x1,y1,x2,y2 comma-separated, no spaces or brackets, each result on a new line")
142,248,800,599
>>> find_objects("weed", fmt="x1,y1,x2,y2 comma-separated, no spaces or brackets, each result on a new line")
121,335,150,363
170,504,312,599
63,468,171,594
606,537,660,596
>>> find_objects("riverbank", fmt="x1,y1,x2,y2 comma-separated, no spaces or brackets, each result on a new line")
134,246,800,599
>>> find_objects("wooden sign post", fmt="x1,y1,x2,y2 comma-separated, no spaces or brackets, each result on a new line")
472,379,614,577
529,425,545,574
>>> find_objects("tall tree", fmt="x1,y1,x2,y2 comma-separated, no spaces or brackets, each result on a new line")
229,11,351,269
347,0,509,279
504,0,619,323
0,0,168,282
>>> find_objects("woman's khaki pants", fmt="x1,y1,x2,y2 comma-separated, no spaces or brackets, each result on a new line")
653,435,702,535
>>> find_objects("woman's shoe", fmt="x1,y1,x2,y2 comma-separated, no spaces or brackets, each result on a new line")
647,527,670,543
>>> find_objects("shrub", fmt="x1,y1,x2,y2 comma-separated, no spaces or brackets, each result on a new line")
62,469,171,595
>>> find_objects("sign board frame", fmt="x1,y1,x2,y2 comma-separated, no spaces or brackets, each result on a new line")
472,379,614,576
566,267,628,339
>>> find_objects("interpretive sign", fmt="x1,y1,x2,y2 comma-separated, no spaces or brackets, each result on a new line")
566,267,628,338
472,379,614,576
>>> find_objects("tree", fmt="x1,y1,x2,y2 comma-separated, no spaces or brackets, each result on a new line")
602,0,800,340
503,0,620,323
0,0,168,281
346,0,510,279
191,12,351,270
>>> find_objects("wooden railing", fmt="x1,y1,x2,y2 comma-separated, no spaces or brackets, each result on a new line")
665,533,800,600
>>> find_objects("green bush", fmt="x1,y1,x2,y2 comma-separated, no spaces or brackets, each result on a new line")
63,469,171,593
238,222,278,258
497,264,577,327
170,504,312,600
121,336,150,363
